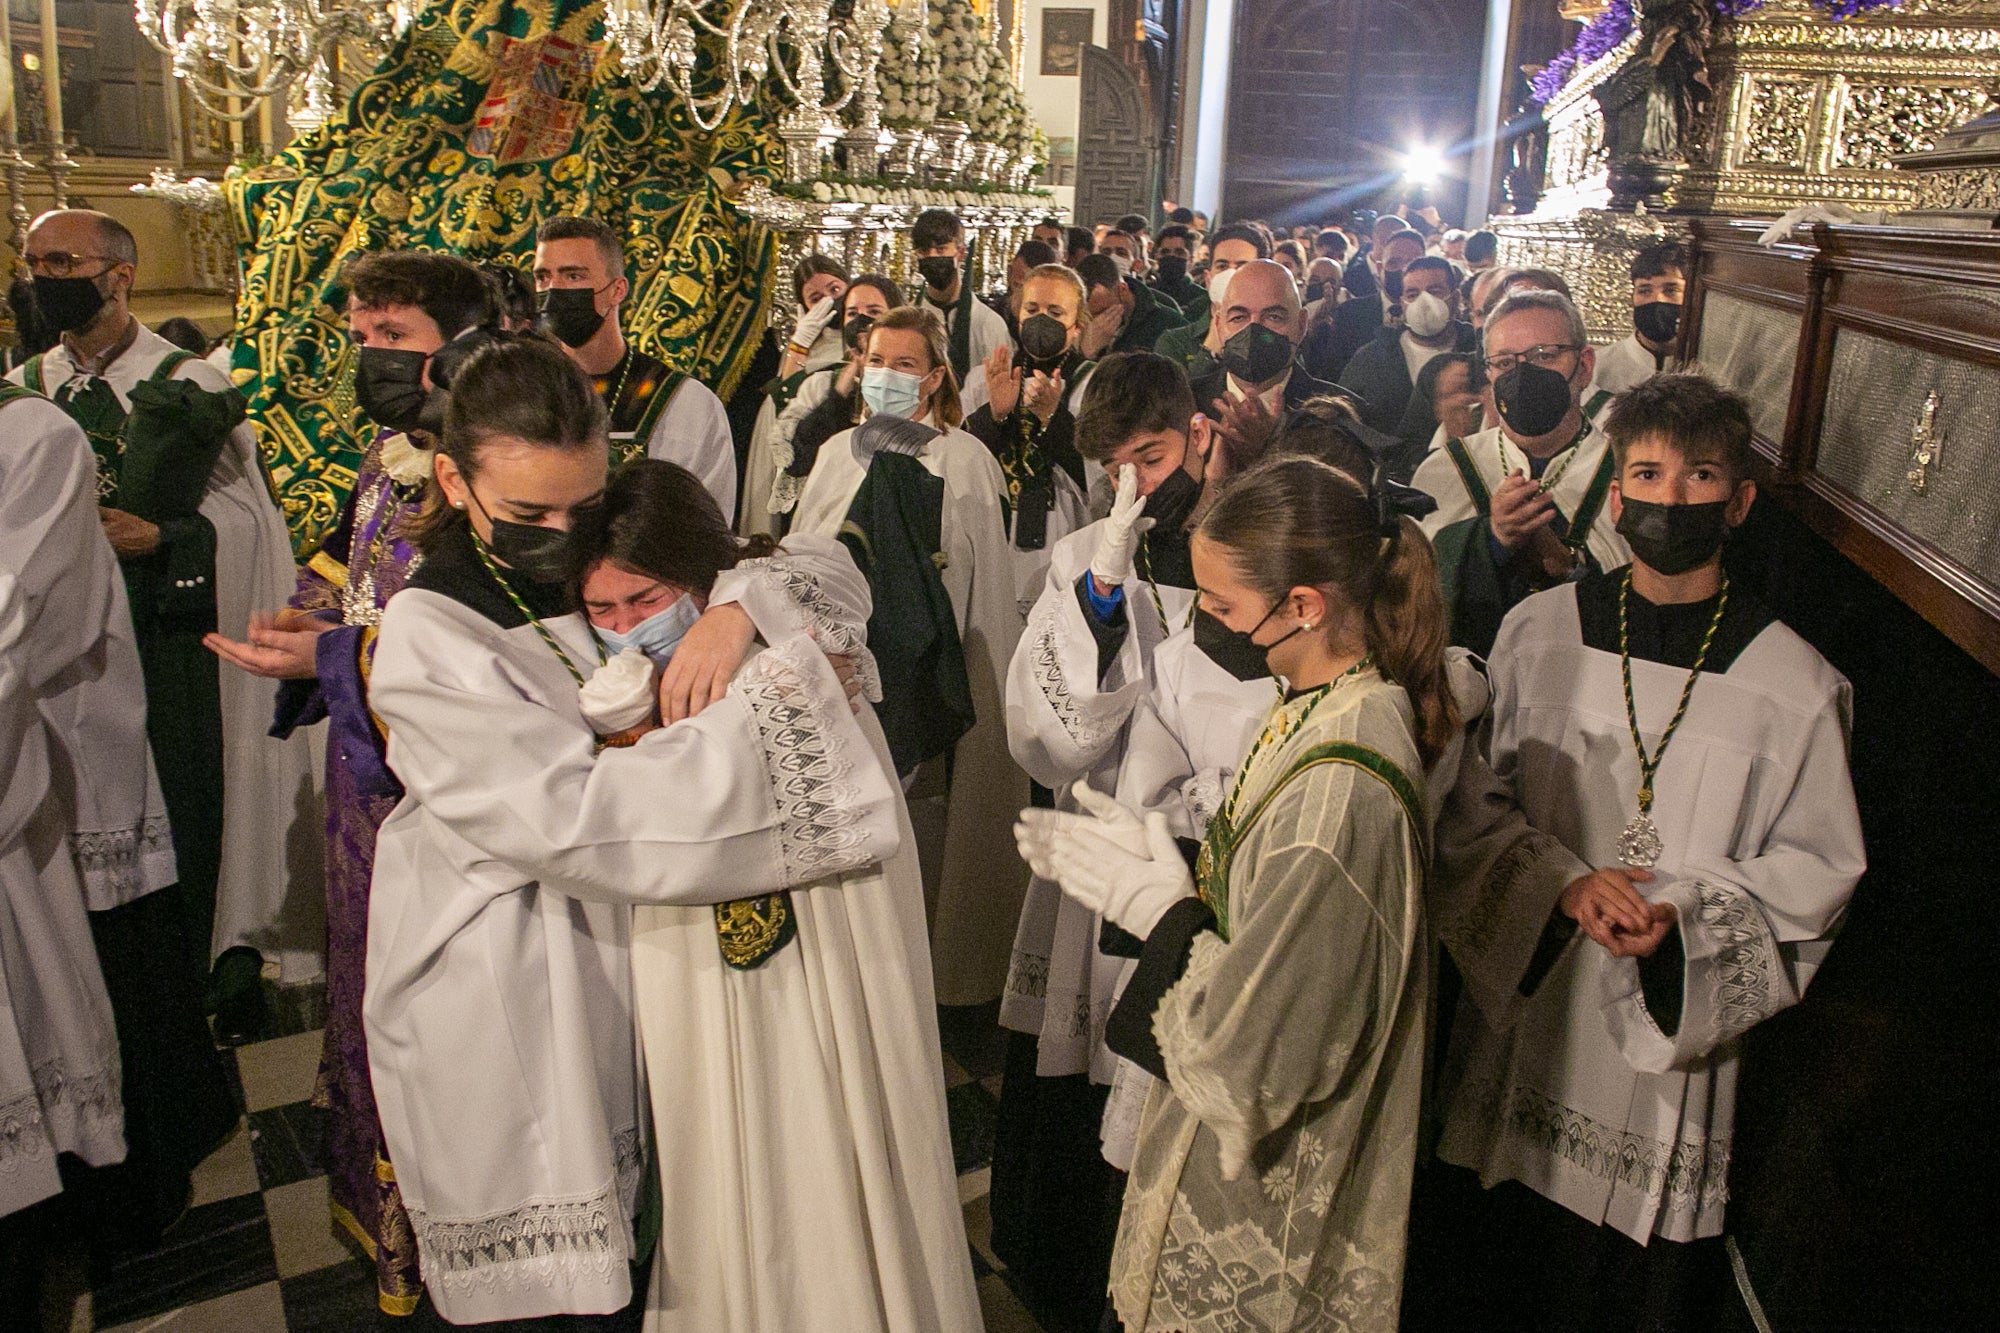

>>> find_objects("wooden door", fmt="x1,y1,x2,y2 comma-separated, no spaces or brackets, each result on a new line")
1075,44,1158,226
1223,0,1488,225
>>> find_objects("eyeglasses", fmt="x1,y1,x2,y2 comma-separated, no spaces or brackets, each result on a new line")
1480,343,1581,377
21,251,117,279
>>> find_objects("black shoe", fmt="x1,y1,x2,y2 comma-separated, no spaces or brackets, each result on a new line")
210,947,268,1047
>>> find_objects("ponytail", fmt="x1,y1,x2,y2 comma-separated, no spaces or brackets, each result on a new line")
1201,455,1458,767
1365,516,1458,769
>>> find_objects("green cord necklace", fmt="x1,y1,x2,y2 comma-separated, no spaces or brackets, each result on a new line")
1197,654,1373,925
470,526,603,688
1615,570,1728,868
1134,532,1196,636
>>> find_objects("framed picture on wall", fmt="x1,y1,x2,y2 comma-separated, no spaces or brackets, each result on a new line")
1041,10,1093,77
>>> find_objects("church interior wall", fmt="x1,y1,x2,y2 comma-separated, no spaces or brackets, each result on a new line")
1018,0,1112,213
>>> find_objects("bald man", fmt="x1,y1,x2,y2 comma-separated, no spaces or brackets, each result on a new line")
1187,259,1334,473
10,208,308,1045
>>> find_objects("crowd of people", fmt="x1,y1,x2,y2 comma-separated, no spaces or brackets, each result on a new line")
0,198,1861,1333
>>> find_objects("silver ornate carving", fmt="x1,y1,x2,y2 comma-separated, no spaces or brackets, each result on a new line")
1489,208,1692,343
133,0,402,124
1901,389,1945,495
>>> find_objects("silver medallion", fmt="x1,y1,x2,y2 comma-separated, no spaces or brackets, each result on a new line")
1617,812,1663,869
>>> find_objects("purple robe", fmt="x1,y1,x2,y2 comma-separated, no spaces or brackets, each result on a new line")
272,430,425,1315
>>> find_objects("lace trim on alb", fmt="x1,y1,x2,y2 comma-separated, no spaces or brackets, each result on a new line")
739,641,878,884
410,1184,625,1295
1029,612,1110,751
0,1058,123,1169
1690,879,1782,1040
69,816,174,897
1493,1079,1730,1219
1447,831,1559,958
738,554,882,700
1005,948,1050,1001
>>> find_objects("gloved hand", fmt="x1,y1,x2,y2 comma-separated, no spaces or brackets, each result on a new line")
1014,780,1148,879
790,293,842,352
1016,806,1195,939
1089,464,1153,591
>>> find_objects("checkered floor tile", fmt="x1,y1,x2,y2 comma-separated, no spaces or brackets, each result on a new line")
29,988,1053,1332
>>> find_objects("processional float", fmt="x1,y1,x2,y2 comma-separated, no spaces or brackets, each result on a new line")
100,0,1050,548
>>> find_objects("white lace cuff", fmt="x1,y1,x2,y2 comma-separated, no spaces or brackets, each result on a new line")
736,636,897,885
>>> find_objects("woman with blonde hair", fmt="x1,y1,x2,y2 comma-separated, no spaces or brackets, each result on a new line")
791,305,1033,1007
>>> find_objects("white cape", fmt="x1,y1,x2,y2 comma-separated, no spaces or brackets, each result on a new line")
792,418,1031,1004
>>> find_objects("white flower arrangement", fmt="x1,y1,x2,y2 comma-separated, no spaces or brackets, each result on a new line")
972,45,1019,140
928,0,989,125
878,18,940,129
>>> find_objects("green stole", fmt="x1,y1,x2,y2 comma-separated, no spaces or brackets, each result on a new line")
1430,389,1615,653
26,348,201,501
1197,740,1426,942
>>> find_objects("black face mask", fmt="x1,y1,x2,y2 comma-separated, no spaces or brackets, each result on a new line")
1491,361,1576,440
1018,313,1069,365
471,490,599,586
1141,464,1201,532
1616,497,1732,576
1383,269,1405,302
1633,300,1681,346
1155,254,1189,285
1219,323,1295,387
33,273,108,334
1192,604,1294,683
842,312,875,355
537,286,607,349
355,346,431,432
1304,281,1326,304
916,255,958,293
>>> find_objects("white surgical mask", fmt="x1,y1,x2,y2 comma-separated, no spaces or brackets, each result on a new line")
1207,267,1235,308
1404,291,1451,339
595,592,700,665
1110,253,1133,279
861,365,926,420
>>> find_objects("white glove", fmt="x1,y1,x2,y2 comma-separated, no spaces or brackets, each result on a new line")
1014,780,1148,879
1756,203,1887,247
1016,806,1195,939
790,294,841,351
1089,464,1153,590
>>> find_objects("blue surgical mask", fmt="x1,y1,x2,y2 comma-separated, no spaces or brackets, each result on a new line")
861,365,927,420
594,593,700,664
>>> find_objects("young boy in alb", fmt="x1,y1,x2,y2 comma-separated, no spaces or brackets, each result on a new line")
1422,373,1866,1331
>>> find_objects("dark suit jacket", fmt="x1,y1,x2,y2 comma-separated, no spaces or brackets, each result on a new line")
1303,292,1385,383
1112,278,1186,356
1343,255,1380,301
1188,361,1333,425
1335,321,1478,465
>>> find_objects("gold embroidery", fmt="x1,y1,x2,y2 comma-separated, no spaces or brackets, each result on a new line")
713,893,794,968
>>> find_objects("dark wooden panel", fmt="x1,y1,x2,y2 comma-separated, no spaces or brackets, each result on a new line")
1686,217,2000,678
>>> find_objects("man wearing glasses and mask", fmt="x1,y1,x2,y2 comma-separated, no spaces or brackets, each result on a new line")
10,208,305,1027
1412,289,1628,656
7,207,294,1229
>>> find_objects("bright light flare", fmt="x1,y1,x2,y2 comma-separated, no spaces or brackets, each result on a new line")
1402,145,1446,185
